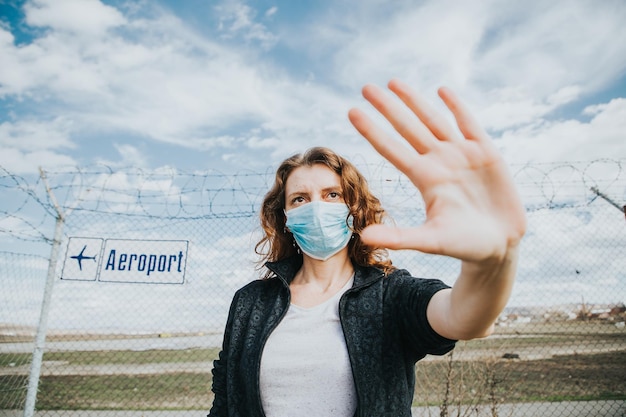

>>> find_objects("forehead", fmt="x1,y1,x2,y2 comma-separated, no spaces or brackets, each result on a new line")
285,164,341,194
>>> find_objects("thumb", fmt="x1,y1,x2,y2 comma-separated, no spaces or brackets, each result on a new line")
360,224,442,253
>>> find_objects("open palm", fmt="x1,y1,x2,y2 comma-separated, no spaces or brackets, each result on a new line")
348,79,526,263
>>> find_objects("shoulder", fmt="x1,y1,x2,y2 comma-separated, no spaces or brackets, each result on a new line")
234,277,283,299
353,265,450,294
225,277,286,320
379,268,451,310
384,268,450,291
350,266,449,307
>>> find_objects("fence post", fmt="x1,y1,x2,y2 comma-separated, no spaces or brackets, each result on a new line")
590,186,625,219
23,169,65,417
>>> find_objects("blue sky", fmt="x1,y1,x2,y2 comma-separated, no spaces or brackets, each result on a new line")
1,0,625,175
1,0,626,332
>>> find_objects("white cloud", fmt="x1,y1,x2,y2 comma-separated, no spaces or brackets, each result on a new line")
0,0,624,174
314,0,626,132
473,85,583,131
0,147,76,174
0,118,77,173
328,0,488,91
265,6,278,18
24,0,126,35
498,98,626,165
512,203,626,306
215,0,277,47
474,0,626,92
246,134,281,149
112,143,149,168
0,1,298,154
0,118,74,150
547,86,582,107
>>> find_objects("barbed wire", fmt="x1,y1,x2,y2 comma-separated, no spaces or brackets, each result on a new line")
1,159,624,246
511,158,624,210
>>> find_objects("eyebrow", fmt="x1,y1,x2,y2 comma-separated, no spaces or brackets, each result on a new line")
286,186,342,201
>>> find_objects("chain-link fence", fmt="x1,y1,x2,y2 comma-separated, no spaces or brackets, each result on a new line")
1,159,625,417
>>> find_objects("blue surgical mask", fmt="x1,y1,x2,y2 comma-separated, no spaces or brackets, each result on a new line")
285,201,353,261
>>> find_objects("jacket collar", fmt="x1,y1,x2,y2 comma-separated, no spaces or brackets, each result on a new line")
265,256,385,288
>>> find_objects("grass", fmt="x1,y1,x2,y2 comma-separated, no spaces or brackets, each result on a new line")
2,350,624,410
0,347,219,410
1,321,625,410
0,347,220,368
43,347,220,365
1,374,212,410
413,350,626,407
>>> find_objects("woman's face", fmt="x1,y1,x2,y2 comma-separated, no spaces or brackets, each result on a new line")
284,164,345,211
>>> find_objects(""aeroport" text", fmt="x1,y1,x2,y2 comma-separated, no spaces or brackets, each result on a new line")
105,250,184,276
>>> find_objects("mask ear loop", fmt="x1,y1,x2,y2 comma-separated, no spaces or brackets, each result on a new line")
346,209,356,239
283,209,301,254
283,226,301,254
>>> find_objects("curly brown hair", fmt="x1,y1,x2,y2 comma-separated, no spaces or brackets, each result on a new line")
255,147,393,277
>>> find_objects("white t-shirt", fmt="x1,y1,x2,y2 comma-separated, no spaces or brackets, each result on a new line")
259,277,357,417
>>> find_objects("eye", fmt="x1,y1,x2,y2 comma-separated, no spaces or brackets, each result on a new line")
327,191,342,200
291,196,306,204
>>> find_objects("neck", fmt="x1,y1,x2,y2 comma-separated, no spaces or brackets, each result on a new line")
295,250,354,292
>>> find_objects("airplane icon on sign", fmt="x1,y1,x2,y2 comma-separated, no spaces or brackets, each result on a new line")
71,245,97,271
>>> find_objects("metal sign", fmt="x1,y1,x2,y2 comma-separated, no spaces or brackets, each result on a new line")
61,237,188,284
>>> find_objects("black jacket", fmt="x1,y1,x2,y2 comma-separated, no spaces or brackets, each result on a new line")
208,256,456,417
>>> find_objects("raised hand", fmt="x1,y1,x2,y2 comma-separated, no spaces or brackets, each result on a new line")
348,79,526,264
348,79,527,339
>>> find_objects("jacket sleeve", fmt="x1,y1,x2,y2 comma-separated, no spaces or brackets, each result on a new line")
387,270,456,357
207,289,241,417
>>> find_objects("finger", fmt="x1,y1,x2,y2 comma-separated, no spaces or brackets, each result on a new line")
361,83,438,154
348,107,420,176
437,87,488,142
388,79,462,143
360,223,443,254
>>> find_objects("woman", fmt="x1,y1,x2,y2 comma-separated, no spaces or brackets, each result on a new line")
208,79,527,417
